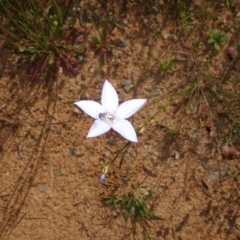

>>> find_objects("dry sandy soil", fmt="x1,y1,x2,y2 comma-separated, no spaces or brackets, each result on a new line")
0,1,240,240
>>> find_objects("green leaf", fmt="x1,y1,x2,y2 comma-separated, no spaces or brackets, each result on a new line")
214,43,220,51
93,35,101,44
208,38,215,44
44,4,52,17
52,0,63,25
48,52,55,65
220,35,228,42
213,31,221,39
17,46,26,52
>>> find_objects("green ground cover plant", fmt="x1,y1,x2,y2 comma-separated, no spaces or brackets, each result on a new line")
0,0,84,81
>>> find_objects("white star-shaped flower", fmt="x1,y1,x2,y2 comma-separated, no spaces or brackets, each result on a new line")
74,80,147,142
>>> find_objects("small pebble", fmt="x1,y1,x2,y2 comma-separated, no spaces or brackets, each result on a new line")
121,178,128,185
121,79,134,92
109,15,116,22
148,148,158,156
58,94,64,99
77,53,86,63
118,36,126,47
107,139,115,145
149,91,160,97
38,184,46,192
144,86,152,92
125,50,132,56
202,162,213,171
208,171,220,181
102,151,110,158
73,107,80,114
174,151,180,160
81,11,92,21
227,46,238,60
70,148,76,155
222,144,238,159
152,6,159,13
174,162,180,167
112,59,121,66
34,134,41,140
219,163,229,178
60,168,65,175
126,163,132,169
123,153,130,160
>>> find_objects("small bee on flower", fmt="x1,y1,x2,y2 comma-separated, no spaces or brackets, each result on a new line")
98,112,115,125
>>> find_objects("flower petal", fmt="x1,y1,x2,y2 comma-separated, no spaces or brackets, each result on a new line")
112,120,138,142
74,100,103,119
115,99,147,119
99,173,106,183
87,119,111,138
101,80,119,113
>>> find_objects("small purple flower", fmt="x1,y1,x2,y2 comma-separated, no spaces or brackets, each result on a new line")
99,165,109,183
99,173,106,183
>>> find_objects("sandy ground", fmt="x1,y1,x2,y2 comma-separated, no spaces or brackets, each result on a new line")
0,1,240,240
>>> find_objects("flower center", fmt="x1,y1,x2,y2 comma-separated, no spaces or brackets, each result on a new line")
99,112,115,125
